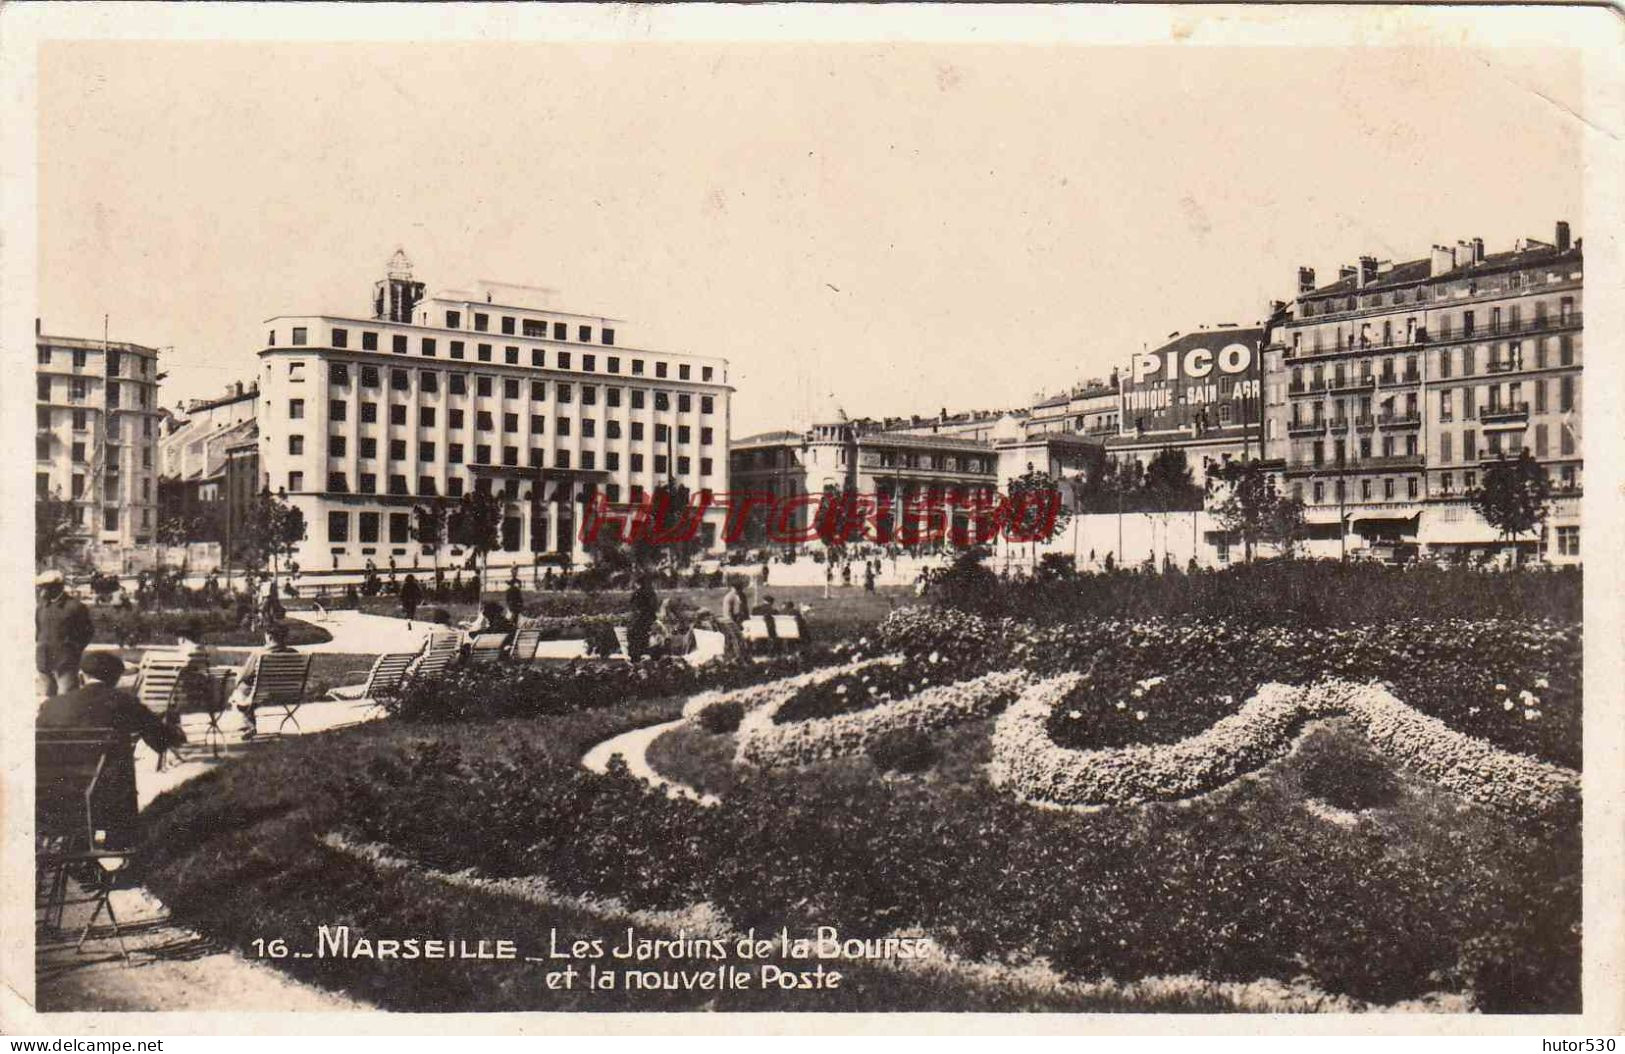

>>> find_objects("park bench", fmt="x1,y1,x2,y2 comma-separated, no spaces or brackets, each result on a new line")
466,633,510,666
326,652,418,705
508,624,544,663
36,727,138,957
772,615,804,644
686,629,727,666
245,651,313,735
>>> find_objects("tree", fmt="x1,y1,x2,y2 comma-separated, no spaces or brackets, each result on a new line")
447,489,504,590
411,497,451,571
633,481,705,571
36,490,83,569
1005,466,1073,570
237,489,307,576
1471,451,1552,563
1209,459,1303,562
1141,447,1200,562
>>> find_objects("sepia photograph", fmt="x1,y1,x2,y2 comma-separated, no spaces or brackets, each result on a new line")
3,1,1622,1038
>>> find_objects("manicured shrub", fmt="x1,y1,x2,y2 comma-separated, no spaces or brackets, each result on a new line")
696,699,744,734
866,729,937,773
773,660,956,724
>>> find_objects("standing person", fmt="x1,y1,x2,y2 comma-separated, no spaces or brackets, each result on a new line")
864,562,876,593
841,562,852,588
626,574,659,661
36,570,93,698
400,574,423,623
716,579,749,661
505,577,525,622
759,556,770,587
37,652,187,850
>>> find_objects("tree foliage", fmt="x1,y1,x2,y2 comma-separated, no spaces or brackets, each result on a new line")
1471,451,1552,546
447,489,506,585
1208,459,1306,561
411,497,451,569
237,490,307,574
1006,467,1072,546
36,490,82,569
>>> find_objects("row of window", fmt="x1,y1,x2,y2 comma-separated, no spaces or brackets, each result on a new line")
1301,272,1575,318
307,466,685,502
1299,420,1579,467
277,327,719,384
36,347,155,377
1287,374,1576,428
315,365,717,411
304,417,712,453
312,449,712,490
438,310,612,345
36,435,156,468
37,376,154,408
36,407,157,437
1295,463,1581,507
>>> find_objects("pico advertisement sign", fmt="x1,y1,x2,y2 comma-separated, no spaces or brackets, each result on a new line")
1121,326,1264,434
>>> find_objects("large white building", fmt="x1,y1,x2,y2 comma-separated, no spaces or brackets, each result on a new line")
257,253,733,573
35,327,162,551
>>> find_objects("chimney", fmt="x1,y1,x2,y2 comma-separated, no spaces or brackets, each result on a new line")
1338,265,1357,283
1457,240,1473,267
1297,267,1316,294
35,317,41,336
1358,256,1378,287
1556,220,1571,252
235,381,244,397
1430,244,1455,274
1472,237,1485,264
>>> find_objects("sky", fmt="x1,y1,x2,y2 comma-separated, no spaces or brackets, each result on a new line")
37,38,1582,436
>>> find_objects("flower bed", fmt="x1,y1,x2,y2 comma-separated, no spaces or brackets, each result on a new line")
876,608,1581,768
738,668,1033,768
991,676,1579,817
771,657,963,725
678,655,901,725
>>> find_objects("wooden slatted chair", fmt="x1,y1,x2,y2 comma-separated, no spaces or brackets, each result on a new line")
508,624,544,663
326,652,417,704
772,615,804,645
409,630,463,683
246,652,312,735
133,653,208,770
36,728,138,957
613,626,631,656
685,629,727,666
466,633,510,666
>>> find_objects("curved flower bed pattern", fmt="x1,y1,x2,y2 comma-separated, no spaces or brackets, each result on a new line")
990,677,1579,816
734,668,1033,768
680,656,902,723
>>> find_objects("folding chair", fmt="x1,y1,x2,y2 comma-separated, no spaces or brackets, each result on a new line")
133,654,200,771
741,616,776,656
247,652,313,735
326,652,417,703
36,728,138,958
613,626,631,656
466,633,510,666
686,629,727,666
773,615,804,649
408,630,463,683
508,624,544,663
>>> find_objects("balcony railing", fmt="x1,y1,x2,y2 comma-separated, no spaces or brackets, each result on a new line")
1287,419,1327,437
1475,312,1583,338
1478,404,1531,427
1361,454,1426,470
1377,371,1421,387
1377,413,1421,429
1328,375,1376,394
1353,414,1376,431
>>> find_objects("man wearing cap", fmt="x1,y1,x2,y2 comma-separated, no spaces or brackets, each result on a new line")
36,570,94,698
37,652,186,849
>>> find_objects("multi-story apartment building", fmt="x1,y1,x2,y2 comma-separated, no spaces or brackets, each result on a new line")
1265,221,1582,562
1024,377,1121,440
35,325,162,551
257,254,733,572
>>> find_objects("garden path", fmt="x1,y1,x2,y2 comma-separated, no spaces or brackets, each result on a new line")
581,719,720,807
293,608,437,654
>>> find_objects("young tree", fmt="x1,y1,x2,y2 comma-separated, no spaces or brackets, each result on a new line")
1005,466,1073,570
36,490,83,569
237,489,307,577
1471,450,1552,564
1208,459,1303,562
634,481,705,571
1141,447,1200,562
447,489,504,590
411,497,451,571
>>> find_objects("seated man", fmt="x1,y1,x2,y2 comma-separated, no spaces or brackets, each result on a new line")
37,652,187,851
780,599,810,646
229,622,296,740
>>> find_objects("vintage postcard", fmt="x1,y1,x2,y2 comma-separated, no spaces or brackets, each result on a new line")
2,2,1621,1039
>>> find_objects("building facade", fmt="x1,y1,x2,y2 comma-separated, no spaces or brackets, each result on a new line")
257,256,733,572
1266,221,1582,562
35,328,162,551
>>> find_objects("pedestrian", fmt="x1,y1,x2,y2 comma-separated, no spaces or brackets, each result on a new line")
864,562,876,593
626,574,659,661
505,577,524,621
400,574,423,623
841,562,852,587
36,570,93,698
